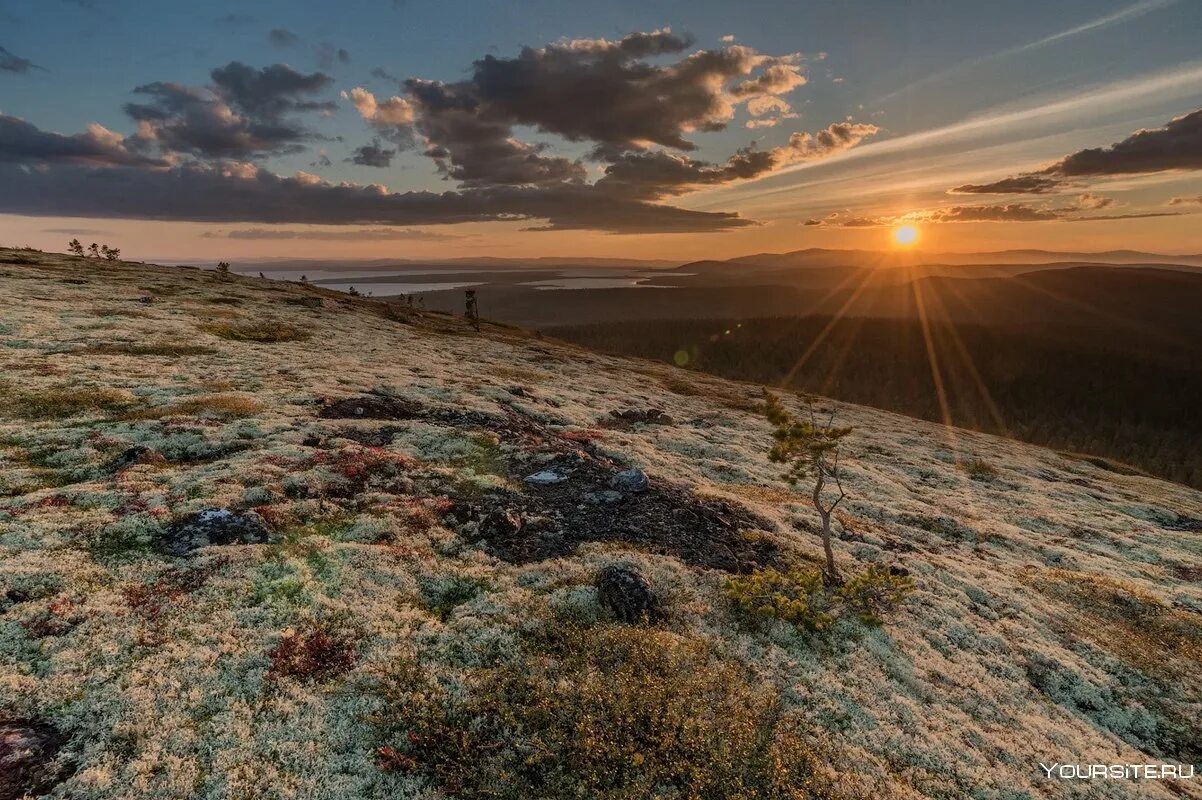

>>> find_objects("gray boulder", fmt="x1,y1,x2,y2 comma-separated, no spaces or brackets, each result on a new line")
596,564,658,623
610,468,649,493
162,509,270,556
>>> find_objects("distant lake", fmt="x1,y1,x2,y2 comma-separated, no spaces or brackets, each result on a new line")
320,281,484,295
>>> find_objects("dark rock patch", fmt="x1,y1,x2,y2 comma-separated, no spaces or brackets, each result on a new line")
162,509,271,556
606,407,674,427
1,719,70,800
440,435,776,572
319,393,422,421
596,564,659,623
334,425,404,447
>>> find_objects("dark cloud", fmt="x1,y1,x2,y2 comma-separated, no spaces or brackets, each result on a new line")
203,227,462,241
0,113,165,166
0,31,880,234
595,122,878,199
317,43,352,70
949,175,1062,194
1075,192,1113,210
0,161,753,233
346,139,396,167
124,62,335,158
216,14,256,25
1047,108,1202,177
268,28,299,48
951,108,1202,198
1,44,42,74
1064,211,1183,222
371,67,400,83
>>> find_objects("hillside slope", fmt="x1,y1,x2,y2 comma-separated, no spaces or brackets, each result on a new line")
1,248,1200,800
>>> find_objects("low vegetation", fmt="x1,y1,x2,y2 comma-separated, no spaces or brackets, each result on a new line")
725,563,913,630
199,319,310,342
374,623,866,800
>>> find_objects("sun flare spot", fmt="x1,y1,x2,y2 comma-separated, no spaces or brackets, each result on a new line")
893,225,919,247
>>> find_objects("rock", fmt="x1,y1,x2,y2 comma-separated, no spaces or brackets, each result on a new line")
584,490,624,505
108,445,163,470
319,394,421,421
610,408,674,425
524,470,566,485
596,565,658,623
610,468,649,493
888,565,911,578
1,720,68,800
162,509,270,556
478,508,523,540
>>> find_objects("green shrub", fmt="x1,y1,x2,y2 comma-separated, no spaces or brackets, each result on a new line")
726,564,913,630
725,563,837,631
958,458,999,481
375,624,847,799
838,565,914,626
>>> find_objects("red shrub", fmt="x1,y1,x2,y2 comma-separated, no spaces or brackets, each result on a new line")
266,625,358,683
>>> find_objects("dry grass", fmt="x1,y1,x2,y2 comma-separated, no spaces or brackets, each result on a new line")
0,382,136,419
124,393,262,420
66,341,218,357
199,320,310,343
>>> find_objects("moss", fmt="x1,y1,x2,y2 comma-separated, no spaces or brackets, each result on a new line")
958,458,999,481
124,393,261,421
374,623,858,799
0,382,136,420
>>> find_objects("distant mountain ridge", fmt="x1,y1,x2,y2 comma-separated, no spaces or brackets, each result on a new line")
686,247,1202,271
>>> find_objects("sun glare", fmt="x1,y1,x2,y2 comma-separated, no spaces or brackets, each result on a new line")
893,225,919,247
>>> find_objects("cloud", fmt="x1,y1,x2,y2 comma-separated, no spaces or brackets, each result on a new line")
0,113,166,166
0,31,878,234
949,175,1062,194
916,204,1062,223
216,14,256,25
1045,108,1202,177
346,139,396,167
317,43,351,70
1168,195,1202,205
202,227,462,241
595,121,878,199
950,107,1202,198
124,62,335,158
268,28,298,47
0,161,754,233
1075,192,1114,209
1,44,42,74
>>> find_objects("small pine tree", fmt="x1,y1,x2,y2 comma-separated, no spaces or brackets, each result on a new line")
216,261,231,274
88,243,101,258
67,239,85,257
300,274,308,283
100,245,120,262
347,286,360,297
763,390,853,584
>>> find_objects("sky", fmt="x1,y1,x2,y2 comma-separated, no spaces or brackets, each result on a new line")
1,0,1201,261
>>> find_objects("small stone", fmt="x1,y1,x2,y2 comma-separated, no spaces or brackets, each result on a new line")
162,508,270,557
1,720,67,800
610,468,649,493
596,565,658,623
478,508,523,540
524,470,566,485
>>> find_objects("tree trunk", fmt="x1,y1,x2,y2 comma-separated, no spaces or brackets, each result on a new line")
812,471,839,584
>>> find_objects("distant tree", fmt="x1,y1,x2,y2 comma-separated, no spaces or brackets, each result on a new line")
215,261,231,274
763,390,852,584
347,286,360,296
87,242,101,259
67,239,85,256
100,245,120,262
300,274,308,283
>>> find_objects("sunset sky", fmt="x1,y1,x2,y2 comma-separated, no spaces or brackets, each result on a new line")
2,0,1201,261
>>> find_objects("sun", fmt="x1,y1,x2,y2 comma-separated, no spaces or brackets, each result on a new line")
892,225,919,247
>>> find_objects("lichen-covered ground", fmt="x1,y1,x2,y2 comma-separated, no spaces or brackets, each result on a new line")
1,248,1200,799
